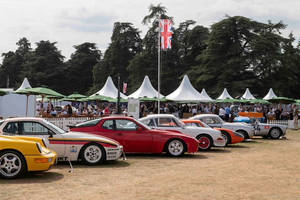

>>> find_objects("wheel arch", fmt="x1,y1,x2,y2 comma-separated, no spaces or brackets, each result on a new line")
163,138,187,153
220,130,232,144
77,142,106,161
236,129,249,139
0,149,28,172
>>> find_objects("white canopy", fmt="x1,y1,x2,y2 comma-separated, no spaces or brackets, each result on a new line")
166,75,207,102
217,88,233,100
128,76,164,98
94,76,127,99
241,88,256,100
201,88,213,101
16,77,32,91
263,88,277,100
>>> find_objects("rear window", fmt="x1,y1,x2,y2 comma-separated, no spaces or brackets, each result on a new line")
75,118,101,128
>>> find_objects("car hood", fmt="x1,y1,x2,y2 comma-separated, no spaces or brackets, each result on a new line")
185,126,221,135
223,122,251,128
63,131,121,147
149,128,195,139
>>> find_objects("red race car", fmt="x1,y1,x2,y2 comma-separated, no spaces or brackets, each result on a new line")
181,119,244,146
70,117,199,157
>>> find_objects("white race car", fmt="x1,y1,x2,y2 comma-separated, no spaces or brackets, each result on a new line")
190,114,255,139
140,114,226,150
0,117,124,165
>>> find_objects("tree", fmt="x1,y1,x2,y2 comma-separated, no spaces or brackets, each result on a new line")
66,42,101,95
92,22,141,94
20,40,66,92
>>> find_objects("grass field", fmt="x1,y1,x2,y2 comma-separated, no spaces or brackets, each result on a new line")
1,130,300,200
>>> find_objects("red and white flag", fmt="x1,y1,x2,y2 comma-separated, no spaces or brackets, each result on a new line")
123,82,127,94
160,19,172,50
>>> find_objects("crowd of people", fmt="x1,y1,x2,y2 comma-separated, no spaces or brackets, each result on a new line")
36,100,299,122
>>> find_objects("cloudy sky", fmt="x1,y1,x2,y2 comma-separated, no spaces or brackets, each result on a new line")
0,0,299,60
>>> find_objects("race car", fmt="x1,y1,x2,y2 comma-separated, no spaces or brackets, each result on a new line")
139,114,226,150
69,116,199,157
181,119,244,146
0,135,56,179
238,112,287,139
0,118,124,165
190,114,255,139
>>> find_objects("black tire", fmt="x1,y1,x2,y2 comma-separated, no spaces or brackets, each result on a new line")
268,128,282,139
0,150,26,179
236,130,249,140
196,134,213,150
165,139,185,157
221,131,231,146
80,143,105,165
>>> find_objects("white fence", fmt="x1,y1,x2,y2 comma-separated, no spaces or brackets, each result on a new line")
45,117,100,131
45,117,300,131
268,120,300,129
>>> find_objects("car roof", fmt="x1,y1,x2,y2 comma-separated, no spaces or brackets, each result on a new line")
3,117,44,122
193,114,218,118
141,114,176,119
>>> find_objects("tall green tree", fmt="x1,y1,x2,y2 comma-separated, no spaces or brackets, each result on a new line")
66,42,101,95
92,22,141,94
20,40,66,92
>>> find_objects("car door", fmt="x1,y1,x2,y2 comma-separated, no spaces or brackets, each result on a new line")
114,119,152,153
18,121,66,158
154,117,183,133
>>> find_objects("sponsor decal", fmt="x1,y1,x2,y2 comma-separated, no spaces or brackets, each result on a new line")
70,146,77,153
264,126,270,129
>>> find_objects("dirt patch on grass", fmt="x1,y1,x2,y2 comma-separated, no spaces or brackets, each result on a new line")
1,130,300,200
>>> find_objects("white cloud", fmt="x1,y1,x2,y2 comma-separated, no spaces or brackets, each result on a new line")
0,0,299,61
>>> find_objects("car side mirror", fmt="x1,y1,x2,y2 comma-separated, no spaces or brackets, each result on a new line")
136,126,143,131
48,130,53,138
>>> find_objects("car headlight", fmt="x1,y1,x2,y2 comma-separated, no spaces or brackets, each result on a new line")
36,142,42,153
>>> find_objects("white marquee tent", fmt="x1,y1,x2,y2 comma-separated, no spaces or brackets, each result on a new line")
166,75,207,102
16,77,32,91
241,88,256,100
128,76,164,98
94,76,127,99
201,88,213,101
263,88,277,100
217,88,233,100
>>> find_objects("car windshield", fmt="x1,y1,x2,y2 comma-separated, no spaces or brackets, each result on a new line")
132,118,151,130
0,120,4,126
43,119,66,134
75,118,101,127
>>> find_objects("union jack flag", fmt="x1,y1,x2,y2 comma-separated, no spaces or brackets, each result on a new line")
160,19,172,50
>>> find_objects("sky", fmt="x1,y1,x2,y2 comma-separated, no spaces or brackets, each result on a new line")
0,0,299,61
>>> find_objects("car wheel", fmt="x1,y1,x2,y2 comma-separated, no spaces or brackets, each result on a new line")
166,139,185,157
197,135,212,150
0,150,26,179
269,128,281,139
221,133,230,146
81,144,105,165
236,130,249,140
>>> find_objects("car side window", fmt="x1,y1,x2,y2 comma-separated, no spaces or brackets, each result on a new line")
204,117,215,124
115,120,137,131
102,120,114,130
155,118,180,127
142,119,155,126
3,122,20,135
20,122,50,135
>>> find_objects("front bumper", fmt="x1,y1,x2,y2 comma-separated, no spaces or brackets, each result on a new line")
25,152,57,172
105,146,125,160
213,138,226,147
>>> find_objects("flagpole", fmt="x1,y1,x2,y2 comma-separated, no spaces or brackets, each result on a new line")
157,18,161,114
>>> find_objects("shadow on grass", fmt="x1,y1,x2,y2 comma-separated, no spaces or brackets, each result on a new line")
242,139,260,143
55,160,130,169
226,144,249,149
200,148,231,153
0,171,64,184
126,153,208,160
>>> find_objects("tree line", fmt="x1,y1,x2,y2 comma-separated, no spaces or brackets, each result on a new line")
1,4,300,98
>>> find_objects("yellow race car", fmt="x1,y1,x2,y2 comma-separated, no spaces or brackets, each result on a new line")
0,135,56,179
